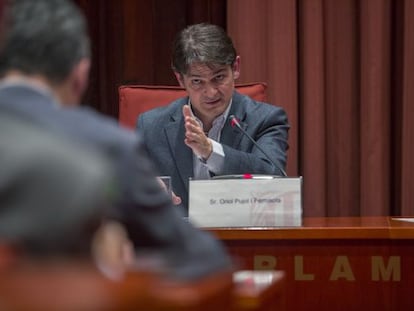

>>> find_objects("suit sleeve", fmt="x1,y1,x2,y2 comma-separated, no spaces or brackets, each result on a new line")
114,134,233,279
219,106,289,176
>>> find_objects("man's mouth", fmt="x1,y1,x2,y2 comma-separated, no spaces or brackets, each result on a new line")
204,98,221,105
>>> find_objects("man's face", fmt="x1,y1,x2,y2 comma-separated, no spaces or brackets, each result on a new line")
176,56,240,122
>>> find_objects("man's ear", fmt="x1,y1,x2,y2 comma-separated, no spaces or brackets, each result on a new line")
72,58,91,100
232,56,241,80
65,58,91,105
174,72,185,88
55,58,90,107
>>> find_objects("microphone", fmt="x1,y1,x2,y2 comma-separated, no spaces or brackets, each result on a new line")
229,115,287,177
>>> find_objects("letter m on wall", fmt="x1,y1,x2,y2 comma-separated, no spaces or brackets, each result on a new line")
371,256,401,281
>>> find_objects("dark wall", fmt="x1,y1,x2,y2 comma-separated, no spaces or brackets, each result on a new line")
75,0,226,118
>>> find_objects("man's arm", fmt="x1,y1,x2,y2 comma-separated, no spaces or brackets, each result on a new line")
114,134,233,279
214,107,289,176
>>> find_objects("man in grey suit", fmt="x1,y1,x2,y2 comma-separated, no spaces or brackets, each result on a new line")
137,23,290,214
0,0,231,279
0,113,114,257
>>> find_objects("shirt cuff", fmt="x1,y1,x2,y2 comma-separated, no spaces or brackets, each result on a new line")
199,139,224,174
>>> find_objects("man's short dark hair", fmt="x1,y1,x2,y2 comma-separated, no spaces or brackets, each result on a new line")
171,23,237,75
0,0,90,83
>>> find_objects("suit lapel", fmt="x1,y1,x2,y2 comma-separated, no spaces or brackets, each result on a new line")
163,92,248,185
164,102,193,188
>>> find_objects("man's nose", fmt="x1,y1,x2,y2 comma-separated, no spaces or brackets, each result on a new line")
203,82,218,97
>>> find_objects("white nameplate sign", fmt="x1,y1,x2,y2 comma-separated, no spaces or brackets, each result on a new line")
189,177,302,227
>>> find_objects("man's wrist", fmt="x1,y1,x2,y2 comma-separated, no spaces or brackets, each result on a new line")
199,139,213,161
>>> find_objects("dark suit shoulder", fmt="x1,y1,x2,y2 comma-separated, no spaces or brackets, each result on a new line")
0,85,141,148
48,105,142,152
231,91,288,122
233,91,283,109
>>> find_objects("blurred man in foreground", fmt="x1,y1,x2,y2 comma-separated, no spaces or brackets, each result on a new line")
0,113,114,260
0,0,231,279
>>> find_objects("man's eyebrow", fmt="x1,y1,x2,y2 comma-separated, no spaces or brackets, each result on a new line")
213,68,227,75
188,68,227,78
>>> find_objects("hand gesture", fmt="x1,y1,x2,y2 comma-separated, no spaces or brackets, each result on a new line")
182,105,212,160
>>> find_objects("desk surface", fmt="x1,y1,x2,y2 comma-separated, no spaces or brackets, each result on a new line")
208,216,414,239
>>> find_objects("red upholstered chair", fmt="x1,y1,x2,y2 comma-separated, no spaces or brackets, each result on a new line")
118,82,267,129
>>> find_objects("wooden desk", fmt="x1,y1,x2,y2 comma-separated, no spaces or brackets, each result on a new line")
208,217,414,311
0,261,234,311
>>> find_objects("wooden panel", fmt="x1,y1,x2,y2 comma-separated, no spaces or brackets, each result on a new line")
210,217,391,240
207,217,414,310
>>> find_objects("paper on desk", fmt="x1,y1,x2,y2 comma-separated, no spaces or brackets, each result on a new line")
391,217,414,223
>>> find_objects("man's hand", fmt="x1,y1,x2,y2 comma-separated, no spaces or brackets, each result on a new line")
157,177,182,205
92,221,135,279
182,105,212,160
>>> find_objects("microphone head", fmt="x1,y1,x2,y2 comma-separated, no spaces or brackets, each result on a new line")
229,115,239,128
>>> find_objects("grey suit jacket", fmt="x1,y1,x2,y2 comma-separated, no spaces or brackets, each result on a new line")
137,91,289,213
0,84,231,279
0,113,113,255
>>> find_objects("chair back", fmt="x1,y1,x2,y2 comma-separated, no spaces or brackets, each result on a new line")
118,82,267,129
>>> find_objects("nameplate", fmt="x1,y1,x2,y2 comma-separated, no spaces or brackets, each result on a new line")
188,177,302,227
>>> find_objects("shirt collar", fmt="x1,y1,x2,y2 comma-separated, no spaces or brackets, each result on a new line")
0,78,61,106
187,98,233,129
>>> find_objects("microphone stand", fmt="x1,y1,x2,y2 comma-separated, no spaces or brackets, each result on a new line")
229,115,287,177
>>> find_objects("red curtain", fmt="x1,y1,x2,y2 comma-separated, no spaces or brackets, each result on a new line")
228,0,414,216
75,0,226,118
